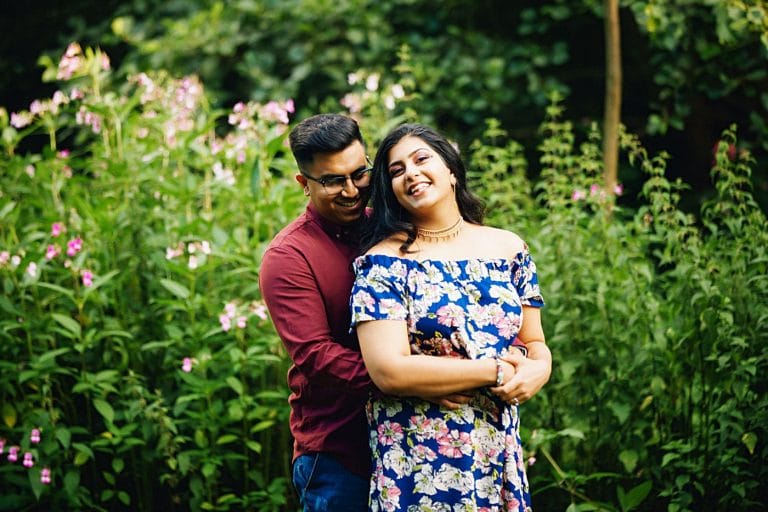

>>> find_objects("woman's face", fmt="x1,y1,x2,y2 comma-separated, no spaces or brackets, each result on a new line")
386,135,456,217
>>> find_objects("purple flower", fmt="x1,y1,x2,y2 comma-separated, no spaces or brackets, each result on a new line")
45,244,61,260
23,452,34,468
30,428,41,444
81,270,93,287
219,313,232,332
66,238,83,257
181,357,195,373
236,316,247,329
8,446,19,462
41,467,52,484
51,222,64,237
10,112,33,129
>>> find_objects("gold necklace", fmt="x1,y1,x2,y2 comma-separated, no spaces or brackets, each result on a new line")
416,217,464,242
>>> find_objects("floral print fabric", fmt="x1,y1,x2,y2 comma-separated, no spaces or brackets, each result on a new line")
351,251,544,511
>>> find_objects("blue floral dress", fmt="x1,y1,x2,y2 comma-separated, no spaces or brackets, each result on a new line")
350,249,544,512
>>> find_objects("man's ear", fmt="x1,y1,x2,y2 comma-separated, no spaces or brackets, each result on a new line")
295,174,310,196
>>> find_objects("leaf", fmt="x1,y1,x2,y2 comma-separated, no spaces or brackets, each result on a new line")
38,347,72,365
2,402,17,428
619,481,652,511
56,427,72,449
226,376,244,395
159,278,191,299
93,398,115,424
741,432,757,455
216,434,238,445
619,449,638,473
52,313,82,339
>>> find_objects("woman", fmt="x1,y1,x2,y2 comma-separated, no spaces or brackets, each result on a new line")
350,124,551,510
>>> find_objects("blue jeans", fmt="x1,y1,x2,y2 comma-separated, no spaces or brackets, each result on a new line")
292,453,369,511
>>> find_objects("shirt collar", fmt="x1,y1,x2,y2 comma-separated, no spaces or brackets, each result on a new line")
306,202,364,245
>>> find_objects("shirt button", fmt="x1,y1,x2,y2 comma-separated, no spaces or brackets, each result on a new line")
336,233,341,238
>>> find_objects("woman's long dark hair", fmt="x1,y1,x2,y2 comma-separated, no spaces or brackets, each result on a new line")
361,124,485,253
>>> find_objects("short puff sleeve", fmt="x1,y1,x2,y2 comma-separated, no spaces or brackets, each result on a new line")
513,248,544,307
350,255,410,328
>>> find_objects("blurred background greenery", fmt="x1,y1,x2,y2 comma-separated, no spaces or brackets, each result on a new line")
1,1,767,511
2,0,767,212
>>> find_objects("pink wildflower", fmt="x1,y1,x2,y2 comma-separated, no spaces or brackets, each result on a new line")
528,456,537,466
23,452,34,468
181,357,195,373
41,467,52,484
51,222,64,237
8,446,19,462
249,302,268,320
52,90,67,106
29,100,44,115
26,262,38,278
10,112,33,129
30,428,41,444
571,189,586,201
613,183,624,196
57,149,70,158
0,438,5,453
219,314,232,332
25,165,36,177
236,316,247,329
188,255,198,270
224,302,237,318
0,252,9,265
589,184,600,196
66,238,83,257
81,270,93,287
45,244,61,260
57,42,84,80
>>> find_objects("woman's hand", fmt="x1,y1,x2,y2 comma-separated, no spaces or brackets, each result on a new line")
490,343,551,405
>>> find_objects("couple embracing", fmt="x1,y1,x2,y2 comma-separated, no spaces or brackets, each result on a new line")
259,114,552,511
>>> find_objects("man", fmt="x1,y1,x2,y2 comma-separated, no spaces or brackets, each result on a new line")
259,114,373,510
260,113,551,510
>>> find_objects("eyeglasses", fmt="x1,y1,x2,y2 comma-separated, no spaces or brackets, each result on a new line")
301,158,373,195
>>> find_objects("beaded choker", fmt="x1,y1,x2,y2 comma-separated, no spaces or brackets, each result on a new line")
416,217,464,242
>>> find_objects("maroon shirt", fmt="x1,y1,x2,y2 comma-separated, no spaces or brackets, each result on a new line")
259,203,372,477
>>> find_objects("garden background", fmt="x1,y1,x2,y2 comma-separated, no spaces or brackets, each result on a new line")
1,1,766,510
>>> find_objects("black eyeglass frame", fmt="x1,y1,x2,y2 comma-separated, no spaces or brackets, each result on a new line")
300,158,373,193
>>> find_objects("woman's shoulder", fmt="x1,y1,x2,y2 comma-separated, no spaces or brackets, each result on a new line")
470,224,527,258
363,235,408,258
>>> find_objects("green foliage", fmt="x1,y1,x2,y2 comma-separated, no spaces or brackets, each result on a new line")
1,44,298,511
2,42,767,511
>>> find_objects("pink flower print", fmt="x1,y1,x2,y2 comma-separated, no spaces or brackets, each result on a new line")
23,452,34,468
51,222,64,237
377,421,404,446
181,357,195,373
40,467,52,484
436,429,471,458
30,428,41,444
81,270,93,287
45,244,61,260
66,237,82,256
436,303,465,327
8,446,19,462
